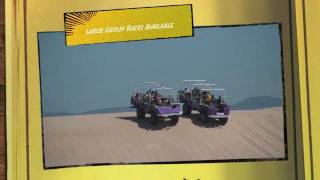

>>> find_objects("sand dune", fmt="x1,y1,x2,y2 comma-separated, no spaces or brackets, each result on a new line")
43,107,285,168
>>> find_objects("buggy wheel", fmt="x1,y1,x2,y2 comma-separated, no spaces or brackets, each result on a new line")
150,113,159,125
200,111,209,123
170,115,179,124
219,118,228,126
136,108,145,119
183,103,191,115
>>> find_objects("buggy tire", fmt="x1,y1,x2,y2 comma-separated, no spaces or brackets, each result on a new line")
170,115,179,124
219,118,228,126
183,103,191,115
150,113,159,125
136,108,145,119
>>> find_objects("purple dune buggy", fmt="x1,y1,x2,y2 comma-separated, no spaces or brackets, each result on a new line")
178,80,231,125
131,82,182,125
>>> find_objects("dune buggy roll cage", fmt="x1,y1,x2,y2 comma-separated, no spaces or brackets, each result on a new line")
181,80,228,106
154,86,180,103
134,82,180,103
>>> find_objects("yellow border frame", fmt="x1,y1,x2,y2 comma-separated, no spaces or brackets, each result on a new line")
5,0,310,179
294,0,320,179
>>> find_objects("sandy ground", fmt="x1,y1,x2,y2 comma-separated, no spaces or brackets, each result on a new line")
43,107,285,168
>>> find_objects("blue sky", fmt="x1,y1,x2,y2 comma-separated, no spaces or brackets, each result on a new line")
39,24,283,114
